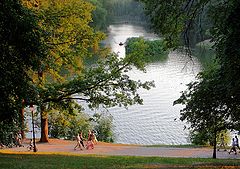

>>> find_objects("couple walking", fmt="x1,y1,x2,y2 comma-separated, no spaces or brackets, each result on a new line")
74,130,98,150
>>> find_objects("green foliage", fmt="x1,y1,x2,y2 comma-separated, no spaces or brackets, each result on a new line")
35,0,106,83
126,37,168,63
85,0,149,30
140,0,212,48
210,1,240,120
109,0,148,24
87,0,109,30
0,0,46,144
0,121,19,146
91,113,114,142
48,111,114,142
189,130,211,146
194,41,216,69
171,0,240,137
189,129,230,146
174,65,228,132
48,110,91,140
174,65,228,158
42,53,155,109
43,52,154,141
1,0,155,144
141,0,240,158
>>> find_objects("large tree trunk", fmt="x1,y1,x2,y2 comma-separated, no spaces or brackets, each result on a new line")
20,99,25,139
212,131,217,159
40,106,49,142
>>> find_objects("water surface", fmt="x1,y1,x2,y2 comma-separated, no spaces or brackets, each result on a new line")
101,24,202,145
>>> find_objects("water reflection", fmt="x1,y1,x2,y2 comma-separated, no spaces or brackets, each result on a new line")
104,24,159,58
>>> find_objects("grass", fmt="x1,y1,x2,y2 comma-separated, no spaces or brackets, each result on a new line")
0,152,240,169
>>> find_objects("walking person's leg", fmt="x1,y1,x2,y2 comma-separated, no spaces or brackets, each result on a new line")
229,146,234,154
234,147,237,155
74,142,80,150
87,141,91,149
80,140,85,148
79,141,83,150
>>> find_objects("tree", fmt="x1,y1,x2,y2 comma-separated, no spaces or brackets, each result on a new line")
20,0,155,143
90,113,114,142
141,0,240,158
21,0,107,142
0,0,46,144
140,0,215,48
48,110,91,140
174,65,228,158
36,46,154,142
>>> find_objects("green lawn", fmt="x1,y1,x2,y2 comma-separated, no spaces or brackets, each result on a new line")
0,153,240,169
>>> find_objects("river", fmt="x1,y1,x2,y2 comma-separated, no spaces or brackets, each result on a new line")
100,24,202,145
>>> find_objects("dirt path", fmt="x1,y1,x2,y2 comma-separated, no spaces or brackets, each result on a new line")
1,139,239,159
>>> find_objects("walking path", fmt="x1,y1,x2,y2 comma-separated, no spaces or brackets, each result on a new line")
1,139,239,159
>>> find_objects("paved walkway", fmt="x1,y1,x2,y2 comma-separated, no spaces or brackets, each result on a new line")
1,139,239,159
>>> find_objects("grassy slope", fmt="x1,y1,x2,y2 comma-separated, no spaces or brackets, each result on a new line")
0,153,240,169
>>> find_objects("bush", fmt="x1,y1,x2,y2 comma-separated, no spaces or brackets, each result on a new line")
48,111,114,142
48,110,91,140
0,121,20,147
189,129,230,146
91,113,114,142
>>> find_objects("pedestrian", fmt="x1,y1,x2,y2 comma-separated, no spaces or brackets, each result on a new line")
79,131,85,148
86,130,94,150
235,135,240,151
92,130,98,145
217,134,226,151
229,138,237,155
27,139,33,151
74,133,83,150
15,133,23,147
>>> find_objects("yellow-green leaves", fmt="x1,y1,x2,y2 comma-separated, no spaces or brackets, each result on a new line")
26,0,105,84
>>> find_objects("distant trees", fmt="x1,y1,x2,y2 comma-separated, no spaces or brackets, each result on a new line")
87,0,109,30
87,0,148,30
